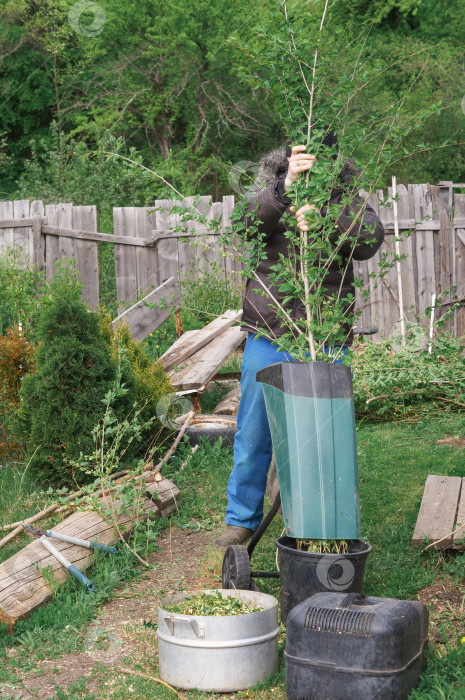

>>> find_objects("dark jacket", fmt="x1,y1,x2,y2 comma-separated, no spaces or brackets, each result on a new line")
240,149,385,345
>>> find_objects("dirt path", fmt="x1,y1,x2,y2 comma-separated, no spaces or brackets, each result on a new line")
11,526,222,699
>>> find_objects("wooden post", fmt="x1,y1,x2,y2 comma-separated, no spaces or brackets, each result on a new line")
192,393,202,414
454,193,465,337
175,309,183,338
392,177,405,344
438,181,454,333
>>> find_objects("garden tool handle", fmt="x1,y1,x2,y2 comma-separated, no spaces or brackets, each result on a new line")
44,529,117,553
39,536,95,592
68,565,95,592
339,592,366,609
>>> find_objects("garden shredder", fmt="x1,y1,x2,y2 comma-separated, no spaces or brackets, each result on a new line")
222,328,376,594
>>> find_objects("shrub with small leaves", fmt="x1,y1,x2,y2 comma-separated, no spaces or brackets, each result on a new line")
352,324,465,421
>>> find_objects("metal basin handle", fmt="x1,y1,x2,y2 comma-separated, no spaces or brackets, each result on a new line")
164,616,205,639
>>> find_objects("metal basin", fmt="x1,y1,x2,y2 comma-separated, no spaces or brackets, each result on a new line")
158,588,279,691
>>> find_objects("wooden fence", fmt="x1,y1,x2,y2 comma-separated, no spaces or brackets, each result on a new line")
0,196,238,312
355,181,464,340
0,183,464,338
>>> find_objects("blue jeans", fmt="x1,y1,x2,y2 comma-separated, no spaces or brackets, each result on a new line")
225,333,346,531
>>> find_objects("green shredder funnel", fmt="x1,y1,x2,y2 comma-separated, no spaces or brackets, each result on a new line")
257,361,360,540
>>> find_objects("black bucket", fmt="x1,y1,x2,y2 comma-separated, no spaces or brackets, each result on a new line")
276,536,372,624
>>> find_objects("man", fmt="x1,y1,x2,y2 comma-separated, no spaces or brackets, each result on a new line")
215,138,385,549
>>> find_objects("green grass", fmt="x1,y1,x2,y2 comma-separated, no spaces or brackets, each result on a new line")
1,415,465,697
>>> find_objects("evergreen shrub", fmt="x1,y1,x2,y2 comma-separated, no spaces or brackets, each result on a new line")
15,271,137,486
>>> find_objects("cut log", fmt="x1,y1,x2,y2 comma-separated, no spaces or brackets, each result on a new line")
169,326,245,392
146,479,180,517
160,310,242,372
0,477,178,628
212,386,241,416
412,474,462,549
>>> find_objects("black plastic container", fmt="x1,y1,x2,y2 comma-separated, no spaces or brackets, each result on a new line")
276,536,371,624
285,592,428,700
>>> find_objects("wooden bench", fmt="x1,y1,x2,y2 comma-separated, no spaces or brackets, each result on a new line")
412,474,465,550
113,277,245,411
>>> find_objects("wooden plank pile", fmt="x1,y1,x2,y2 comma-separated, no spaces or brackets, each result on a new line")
412,474,465,550
160,309,245,393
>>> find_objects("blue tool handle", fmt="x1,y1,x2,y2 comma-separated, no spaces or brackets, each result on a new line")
89,542,118,554
68,565,95,592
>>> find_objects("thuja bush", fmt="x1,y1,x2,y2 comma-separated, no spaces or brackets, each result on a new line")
15,271,138,487
0,326,36,462
352,324,465,422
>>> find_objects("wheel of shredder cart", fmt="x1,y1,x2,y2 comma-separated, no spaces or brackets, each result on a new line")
222,545,251,590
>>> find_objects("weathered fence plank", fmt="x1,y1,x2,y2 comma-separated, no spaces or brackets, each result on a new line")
114,207,138,312
135,206,159,295
42,224,147,247
455,193,465,338
396,184,416,325
0,201,14,254
73,206,99,310
412,474,462,549
411,184,436,319
13,200,30,265
30,201,45,270
177,197,197,278
156,199,179,284
44,204,61,281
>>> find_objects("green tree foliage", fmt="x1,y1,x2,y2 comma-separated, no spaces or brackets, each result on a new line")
0,0,464,197
14,270,138,486
0,0,279,197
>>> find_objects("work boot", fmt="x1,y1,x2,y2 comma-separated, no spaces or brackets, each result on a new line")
214,525,255,549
